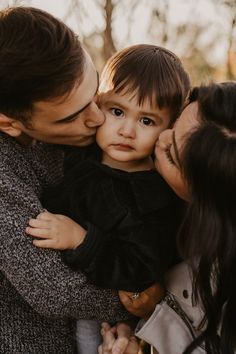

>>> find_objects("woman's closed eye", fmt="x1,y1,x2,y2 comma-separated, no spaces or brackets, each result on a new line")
165,144,176,165
110,108,124,117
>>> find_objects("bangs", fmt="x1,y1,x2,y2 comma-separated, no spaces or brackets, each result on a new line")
100,44,190,122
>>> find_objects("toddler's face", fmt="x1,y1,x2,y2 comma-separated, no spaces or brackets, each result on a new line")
96,90,171,171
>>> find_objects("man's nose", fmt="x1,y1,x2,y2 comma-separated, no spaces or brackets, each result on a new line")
85,101,105,128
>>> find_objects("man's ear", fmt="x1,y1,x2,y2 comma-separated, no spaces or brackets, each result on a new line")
0,114,23,137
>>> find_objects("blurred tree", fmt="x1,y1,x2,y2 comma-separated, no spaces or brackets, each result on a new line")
63,0,117,70
148,0,169,46
148,0,216,84
6,0,31,5
103,0,116,60
63,0,144,72
0,0,233,82
62,0,231,83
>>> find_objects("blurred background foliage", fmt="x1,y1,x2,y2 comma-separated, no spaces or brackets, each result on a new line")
3,0,236,85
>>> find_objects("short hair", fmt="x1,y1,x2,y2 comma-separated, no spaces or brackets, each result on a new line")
0,7,85,123
99,44,190,124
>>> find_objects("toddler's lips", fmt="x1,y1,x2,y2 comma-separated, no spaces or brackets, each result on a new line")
112,144,134,151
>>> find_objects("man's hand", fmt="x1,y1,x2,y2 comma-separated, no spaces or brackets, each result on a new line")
98,322,139,354
119,283,165,319
26,211,86,250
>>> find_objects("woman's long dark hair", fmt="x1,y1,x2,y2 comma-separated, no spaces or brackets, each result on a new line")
179,82,236,354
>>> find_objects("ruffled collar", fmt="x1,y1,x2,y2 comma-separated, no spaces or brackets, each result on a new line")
67,158,178,217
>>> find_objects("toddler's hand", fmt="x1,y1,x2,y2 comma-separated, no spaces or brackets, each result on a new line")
26,211,86,250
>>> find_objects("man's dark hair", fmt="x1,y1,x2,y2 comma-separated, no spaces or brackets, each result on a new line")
0,7,85,123
100,44,190,124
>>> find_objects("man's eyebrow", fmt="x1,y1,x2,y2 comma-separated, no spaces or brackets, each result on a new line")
55,102,91,123
172,131,182,169
55,72,99,124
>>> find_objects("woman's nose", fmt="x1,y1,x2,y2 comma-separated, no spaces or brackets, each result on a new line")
156,129,173,149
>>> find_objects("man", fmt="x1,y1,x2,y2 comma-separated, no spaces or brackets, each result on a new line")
0,7,129,353
0,7,161,353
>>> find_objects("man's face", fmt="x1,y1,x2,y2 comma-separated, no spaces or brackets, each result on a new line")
15,52,105,146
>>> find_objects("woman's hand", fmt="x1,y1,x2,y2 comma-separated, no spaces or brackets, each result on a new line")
119,283,165,318
26,211,86,250
98,322,139,354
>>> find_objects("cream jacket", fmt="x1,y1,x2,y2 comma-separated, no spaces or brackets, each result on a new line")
136,262,205,354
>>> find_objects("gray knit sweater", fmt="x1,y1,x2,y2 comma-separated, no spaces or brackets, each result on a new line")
0,133,130,354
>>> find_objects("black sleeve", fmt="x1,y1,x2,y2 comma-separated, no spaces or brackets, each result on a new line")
62,204,181,292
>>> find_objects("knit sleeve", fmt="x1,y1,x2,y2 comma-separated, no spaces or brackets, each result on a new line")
0,166,130,322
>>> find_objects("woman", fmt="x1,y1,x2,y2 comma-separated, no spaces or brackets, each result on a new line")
99,81,236,354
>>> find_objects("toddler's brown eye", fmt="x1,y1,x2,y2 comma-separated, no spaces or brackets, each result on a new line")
140,117,154,126
111,108,123,117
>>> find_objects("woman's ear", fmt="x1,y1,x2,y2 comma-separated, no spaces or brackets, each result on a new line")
0,114,23,137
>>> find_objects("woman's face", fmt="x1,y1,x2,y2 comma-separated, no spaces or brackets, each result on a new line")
154,102,199,201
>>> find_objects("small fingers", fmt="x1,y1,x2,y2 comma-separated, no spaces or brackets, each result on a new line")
36,211,54,220
28,218,50,229
25,226,51,238
32,239,55,249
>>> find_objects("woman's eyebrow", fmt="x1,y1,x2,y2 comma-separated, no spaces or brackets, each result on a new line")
172,131,182,169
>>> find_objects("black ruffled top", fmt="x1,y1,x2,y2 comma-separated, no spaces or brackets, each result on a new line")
43,144,183,292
